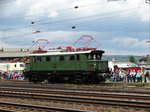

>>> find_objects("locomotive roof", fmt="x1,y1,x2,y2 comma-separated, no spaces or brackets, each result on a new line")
28,50,104,56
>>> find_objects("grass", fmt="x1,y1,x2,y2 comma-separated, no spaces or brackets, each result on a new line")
64,81,150,89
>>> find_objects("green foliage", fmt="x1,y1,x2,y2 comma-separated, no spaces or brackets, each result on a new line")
129,55,136,63
102,55,140,62
147,55,150,65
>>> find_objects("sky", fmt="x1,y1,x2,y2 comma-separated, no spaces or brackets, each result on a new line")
0,0,150,55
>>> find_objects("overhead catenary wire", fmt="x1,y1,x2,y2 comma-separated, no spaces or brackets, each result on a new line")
0,1,68,21
0,0,144,36
2,7,149,32
4,13,149,46
1,1,149,52
0,0,116,23
3,7,149,42
0,6,148,31
72,10,149,27
0,0,144,28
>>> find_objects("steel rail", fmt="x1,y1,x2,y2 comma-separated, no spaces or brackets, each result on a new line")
0,87,150,101
0,85,150,95
0,109,14,112
0,102,88,112
0,110,14,112
0,91,150,110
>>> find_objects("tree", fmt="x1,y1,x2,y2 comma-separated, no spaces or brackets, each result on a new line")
147,55,150,66
129,55,136,63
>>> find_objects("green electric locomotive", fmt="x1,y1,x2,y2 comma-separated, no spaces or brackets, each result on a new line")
25,48,110,83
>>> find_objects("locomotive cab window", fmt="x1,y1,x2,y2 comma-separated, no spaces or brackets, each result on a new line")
70,55,75,61
46,56,51,61
87,54,102,60
32,57,36,62
37,57,41,62
76,54,80,61
87,54,94,59
60,56,65,61
97,54,102,59
20,64,25,67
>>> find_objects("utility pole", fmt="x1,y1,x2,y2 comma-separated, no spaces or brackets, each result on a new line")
146,0,150,53
145,0,150,67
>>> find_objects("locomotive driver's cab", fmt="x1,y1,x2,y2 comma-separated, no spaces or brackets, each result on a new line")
86,50,108,73
86,50,104,60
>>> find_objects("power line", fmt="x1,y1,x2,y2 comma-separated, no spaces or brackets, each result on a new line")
2,7,149,41
0,6,148,31
0,0,113,22
72,9,149,27
1,0,149,44
0,1,69,21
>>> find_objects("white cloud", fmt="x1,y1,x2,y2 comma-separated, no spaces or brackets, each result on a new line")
1,29,149,55
111,37,148,48
48,11,58,18
25,0,69,19
104,48,146,56
1,0,149,55
1,0,149,22
24,0,149,21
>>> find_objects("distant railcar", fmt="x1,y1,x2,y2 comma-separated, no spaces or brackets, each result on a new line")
25,49,110,83
0,62,25,72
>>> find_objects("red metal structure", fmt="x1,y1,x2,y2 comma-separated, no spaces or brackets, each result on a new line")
73,35,100,51
128,67,142,72
113,65,142,72
31,39,54,53
58,46,73,50
32,39,49,50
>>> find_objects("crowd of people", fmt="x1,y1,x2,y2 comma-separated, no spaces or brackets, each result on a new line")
0,68,149,83
0,70,24,80
110,69,149,83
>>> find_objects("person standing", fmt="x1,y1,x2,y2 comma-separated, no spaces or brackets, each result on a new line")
127,70,132,82
144,70,149,83
136,70,140,82
132,70,136,83
139,70,143,82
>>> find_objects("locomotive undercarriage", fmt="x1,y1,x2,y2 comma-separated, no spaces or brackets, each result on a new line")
26,70,110,84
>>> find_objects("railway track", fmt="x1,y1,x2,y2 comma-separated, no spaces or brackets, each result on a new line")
0,102,88,112
0,89,150,111
0,81,150,112
0,82,150,95
0,87,150,101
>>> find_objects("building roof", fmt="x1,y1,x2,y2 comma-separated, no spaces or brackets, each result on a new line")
113,62,138,68
0,47,38,58
108,61,138,69
28,49,104,56
139,55,148,61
